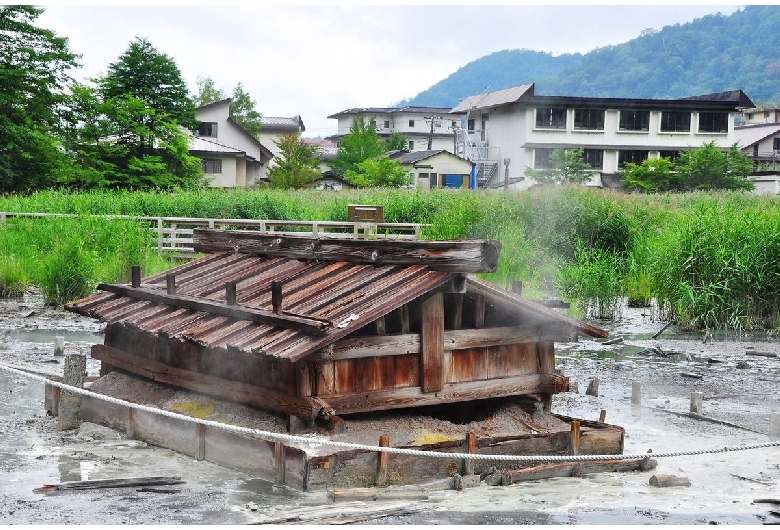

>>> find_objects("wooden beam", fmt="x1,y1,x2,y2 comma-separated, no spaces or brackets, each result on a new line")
91,344,321,420
321,373,568,415
421,292,444,393
507,458,657,482
96,282,331,334
193,229,502,273
310,326,573,362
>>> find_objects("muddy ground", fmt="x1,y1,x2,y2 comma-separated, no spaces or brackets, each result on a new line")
1,291,779,525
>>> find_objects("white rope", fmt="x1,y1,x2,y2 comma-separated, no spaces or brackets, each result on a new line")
2,362,779,463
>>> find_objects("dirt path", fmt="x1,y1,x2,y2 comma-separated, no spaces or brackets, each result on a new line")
1,292,779,524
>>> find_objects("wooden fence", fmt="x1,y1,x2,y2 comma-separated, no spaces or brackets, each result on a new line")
0,212,426,258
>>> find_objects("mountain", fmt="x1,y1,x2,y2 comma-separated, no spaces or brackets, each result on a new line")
400,5,780,108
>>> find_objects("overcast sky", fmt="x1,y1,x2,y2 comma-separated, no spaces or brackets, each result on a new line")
37,4,741,138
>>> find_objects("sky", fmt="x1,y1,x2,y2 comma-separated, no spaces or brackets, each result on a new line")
35,4,743,139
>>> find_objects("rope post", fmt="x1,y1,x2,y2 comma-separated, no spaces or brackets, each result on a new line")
690,392,703,415
770,413,780,439
464,432,477,475
131,265,141,288
570,420,581,456
599,409,607,423
166,273,176,295
274,441,285,487
631,381,642,405
271,281,282,314
196,423,206,461
58,354,86,431
53,336,65,357
375,434,389,487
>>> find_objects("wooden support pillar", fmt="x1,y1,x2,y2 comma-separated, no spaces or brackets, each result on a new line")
570,420,581,456
375,315,386,335
474,294,485,329
451,293,463,330
225,282,236,306
272,281,282,314
166,273,176,295
375,434,389,487
399,304,410,334
464,432,477,475
274,441,286,487
537,341,555,412
421,292,444,393
131,265,141,288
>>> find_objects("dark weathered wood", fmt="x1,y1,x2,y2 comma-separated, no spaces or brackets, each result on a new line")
96,282,331,333
464,432,477,475
329,487,429,503
193,229,502,273
474,294,485,329
166,273,176,295
131,265,141,288
275,442,286,486
322,373,568,415
399,304,410,334
745,351,778,358
91,344,320,420
507,458,657,482
272,280,282,314
34,476,185,494
376,435,389,487
570,420,581,455
375,315,386,335
451,293,463,330
599,409,607,423
311,326,571,362
649,474,691,487
225,281,236,305
421,292,444,393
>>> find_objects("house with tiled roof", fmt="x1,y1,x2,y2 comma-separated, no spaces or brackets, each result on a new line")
386,149,475,189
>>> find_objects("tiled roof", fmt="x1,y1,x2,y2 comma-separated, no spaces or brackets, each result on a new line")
451,84,534,113
328,106,460,119
260,115,305,133
734,123,780,149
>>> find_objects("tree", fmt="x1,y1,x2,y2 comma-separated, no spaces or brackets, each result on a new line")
621,157,677,192
385,131,409,151
675,142,754,191
99,37,196,129
524,148,593,185
229,82,262,138
267,132,321,189
0,6,79,191
345,156,412,188
193,76,225,108
328,116,385,176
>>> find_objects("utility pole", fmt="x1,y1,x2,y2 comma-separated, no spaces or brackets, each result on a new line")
424,115,442,150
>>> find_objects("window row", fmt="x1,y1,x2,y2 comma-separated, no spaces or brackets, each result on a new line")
534,108,729,133
534,149,681,170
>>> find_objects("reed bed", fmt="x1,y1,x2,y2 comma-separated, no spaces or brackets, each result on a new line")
2,187,779,331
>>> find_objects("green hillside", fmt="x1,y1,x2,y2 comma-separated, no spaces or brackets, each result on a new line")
401,5,780,107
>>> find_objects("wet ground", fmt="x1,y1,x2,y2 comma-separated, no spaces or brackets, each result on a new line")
1,292,779,525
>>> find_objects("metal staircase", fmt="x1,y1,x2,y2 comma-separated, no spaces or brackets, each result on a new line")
454,127,499,188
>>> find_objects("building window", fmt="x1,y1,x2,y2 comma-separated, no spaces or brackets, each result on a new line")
467,118,475,132
574,109,605,131
583,149,603,169
747,113,754,120
773,138,780,151
384,120,390,129
202,158,222,174
618,150,648,169
660,111,691,132
197,122,218,137
660,150,681,161
698,112,728,133
534,148,555,169
619,110,650,131
536,107,567,129
765,111,771,119
409,119,415,127
451,120,456,128
429,173,438,189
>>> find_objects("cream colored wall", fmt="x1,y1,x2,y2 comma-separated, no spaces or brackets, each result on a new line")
203,156,238,187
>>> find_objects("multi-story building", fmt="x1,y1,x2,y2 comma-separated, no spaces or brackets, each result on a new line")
327,106,465,153
450,84,754,188
737,106,780,126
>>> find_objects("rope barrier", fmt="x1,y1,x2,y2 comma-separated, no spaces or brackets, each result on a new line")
2,362,779,463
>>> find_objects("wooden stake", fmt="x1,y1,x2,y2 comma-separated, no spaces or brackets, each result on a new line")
631,381,642,405
226,281,236,306
599,409,607,423
166,273,176,295
376,435,389,487
196,423,205,461
131,265,141,288
274,441,285,487
272,280,282,314
570,420,581,456
464,432,477,475
690,392,703,414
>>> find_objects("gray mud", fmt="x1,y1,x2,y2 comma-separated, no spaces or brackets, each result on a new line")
1,291,779,525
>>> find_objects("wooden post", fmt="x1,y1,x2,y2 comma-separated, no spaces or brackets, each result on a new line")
690,392,703,414
631,381,642,405
375,315,386,335
126,406,135,439
271,280,282,314
599,409,607,423
511,280,523,295
58,354,86,431
464,432,477,475
586,378,600,397
474,294,485,329
274,441,286,486
399,304,410,334
131,265,141,288
196,423,206,461
225,281,236,306
166,273,176,295
376,435,390,487
537,341,555,412
421,292,444,393
769,412,780,438
570,420,581,456
451,293,463,330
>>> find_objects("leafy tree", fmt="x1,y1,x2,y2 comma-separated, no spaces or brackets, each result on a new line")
328,116,385,175
524,148,593,185
621,157,677,192
229,82,262,138
385,131,409,151
267,132,321,189
675,142,754,191
99,37,196,129
345,156,412,188
0,6,79,191
193,76,225,107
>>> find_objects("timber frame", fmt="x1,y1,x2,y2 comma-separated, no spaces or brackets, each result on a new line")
67,230,607,431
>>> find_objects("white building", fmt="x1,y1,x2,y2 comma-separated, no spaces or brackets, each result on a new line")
450,84,755,188
327,106,465,153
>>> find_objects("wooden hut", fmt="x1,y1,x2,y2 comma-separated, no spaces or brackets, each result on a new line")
66,229,607,432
